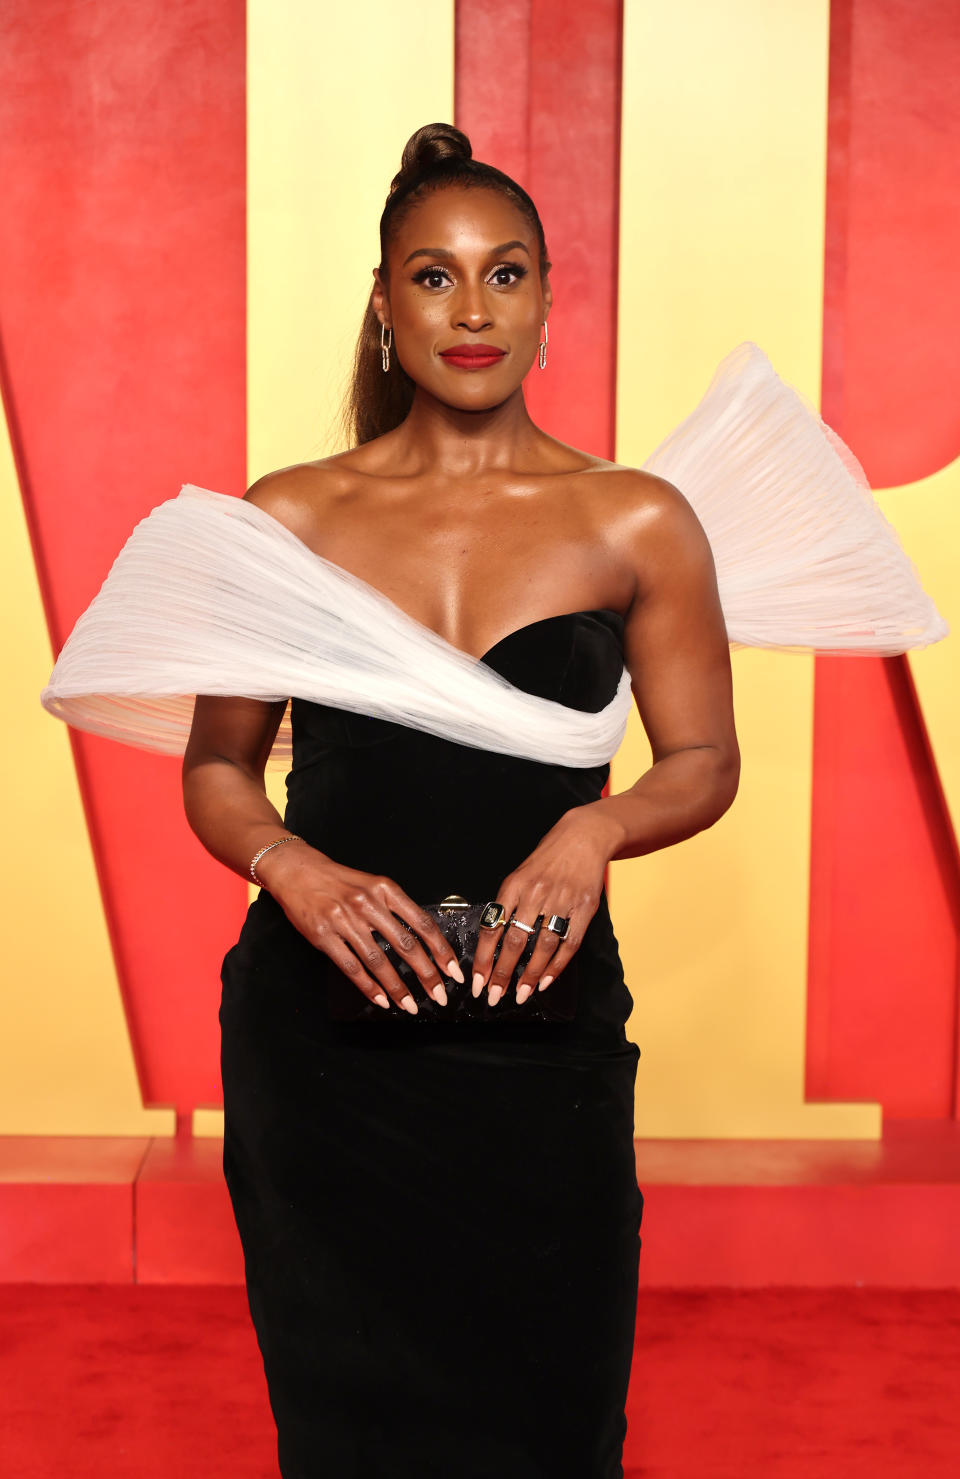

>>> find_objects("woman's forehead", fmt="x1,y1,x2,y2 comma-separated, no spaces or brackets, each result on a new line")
388,186,534,256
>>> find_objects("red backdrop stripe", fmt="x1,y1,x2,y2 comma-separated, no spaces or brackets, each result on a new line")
455,0,623,458
808,0,960,1117
0,1,248,1114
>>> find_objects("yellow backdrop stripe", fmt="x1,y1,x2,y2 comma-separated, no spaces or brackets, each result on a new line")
196,0,456,1137
613,0,880,1139
0,382,173,1135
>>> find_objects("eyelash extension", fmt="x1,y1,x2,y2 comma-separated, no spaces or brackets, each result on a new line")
411,261,529,285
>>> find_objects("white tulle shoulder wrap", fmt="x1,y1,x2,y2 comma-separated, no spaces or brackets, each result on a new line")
40,343,946,768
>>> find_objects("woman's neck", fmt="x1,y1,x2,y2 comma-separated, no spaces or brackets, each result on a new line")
385,386,547,478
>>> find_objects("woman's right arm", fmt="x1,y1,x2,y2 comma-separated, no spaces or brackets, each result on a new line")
181,694,458,1014
182,693,295,883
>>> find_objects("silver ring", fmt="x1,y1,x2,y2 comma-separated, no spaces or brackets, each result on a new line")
506,917,537,935
544,914,570,939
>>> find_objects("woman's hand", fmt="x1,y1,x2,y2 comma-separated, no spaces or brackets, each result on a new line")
256,842,464,1014
470,806,623,1007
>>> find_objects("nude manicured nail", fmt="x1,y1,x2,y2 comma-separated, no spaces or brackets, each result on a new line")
446,958,465,984
373,992,390,1009
515,984,533,1004
488,984,503,1006
400,995,418,1015
538,976,554,992
472,972,485,998
432,982,448,1006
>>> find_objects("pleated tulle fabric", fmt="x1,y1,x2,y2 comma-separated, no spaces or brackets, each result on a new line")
40,342,946,766
39,485,635,767
642,342,945,653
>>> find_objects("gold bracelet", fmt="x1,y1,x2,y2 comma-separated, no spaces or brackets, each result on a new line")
249,834,305,888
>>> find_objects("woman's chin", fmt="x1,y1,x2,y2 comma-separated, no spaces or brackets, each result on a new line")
414,378,525,416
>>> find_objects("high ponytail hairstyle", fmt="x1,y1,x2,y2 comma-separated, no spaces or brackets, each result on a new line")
343,122,551,447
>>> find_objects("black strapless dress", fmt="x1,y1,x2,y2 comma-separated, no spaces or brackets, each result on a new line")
219,609,644,1479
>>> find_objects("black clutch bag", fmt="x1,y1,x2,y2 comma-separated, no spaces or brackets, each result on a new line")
324,895,578,1023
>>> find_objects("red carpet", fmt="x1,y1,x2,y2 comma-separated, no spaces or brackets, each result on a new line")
1,1286,958,1476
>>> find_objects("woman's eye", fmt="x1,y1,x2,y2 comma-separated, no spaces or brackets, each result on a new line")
489,264,526,287
414,267,452,289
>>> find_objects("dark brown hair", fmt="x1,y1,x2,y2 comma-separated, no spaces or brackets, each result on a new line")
343,122,551,447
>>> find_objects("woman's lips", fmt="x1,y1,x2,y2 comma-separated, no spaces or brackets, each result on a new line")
439,344,506,371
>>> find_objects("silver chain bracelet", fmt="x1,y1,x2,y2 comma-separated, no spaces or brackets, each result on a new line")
249,834,305,887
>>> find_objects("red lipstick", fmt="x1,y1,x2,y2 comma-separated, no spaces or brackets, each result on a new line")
439,343,506,371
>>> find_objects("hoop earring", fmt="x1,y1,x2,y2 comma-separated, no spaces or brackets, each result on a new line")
380,323,392,373
538,320,548,371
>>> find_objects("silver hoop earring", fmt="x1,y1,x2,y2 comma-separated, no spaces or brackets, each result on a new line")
380,323,392,373
538,320,548,371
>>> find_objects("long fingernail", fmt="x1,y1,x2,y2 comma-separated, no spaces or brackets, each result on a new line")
515,983,533,1004
538,976,554,992
374,992,390,1009
445,958,465,984
488,984,503,1006
472,972,484,998
400,995,418,1015
432,982,447,1006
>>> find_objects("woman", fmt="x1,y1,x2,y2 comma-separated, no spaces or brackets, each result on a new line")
186,122,737,1475
40,124,942,1479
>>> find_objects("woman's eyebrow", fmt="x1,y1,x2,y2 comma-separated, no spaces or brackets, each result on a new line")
401,240,531,267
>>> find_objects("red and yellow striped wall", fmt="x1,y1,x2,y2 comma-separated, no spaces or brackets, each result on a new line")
1,0,957,1147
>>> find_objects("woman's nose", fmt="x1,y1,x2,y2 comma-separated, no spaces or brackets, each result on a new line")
452,284,492,331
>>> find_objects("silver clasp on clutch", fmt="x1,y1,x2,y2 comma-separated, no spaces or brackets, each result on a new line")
437,894,470,912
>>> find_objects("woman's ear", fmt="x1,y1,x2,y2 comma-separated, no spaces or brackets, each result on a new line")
542,274,553,321
372,268,390,328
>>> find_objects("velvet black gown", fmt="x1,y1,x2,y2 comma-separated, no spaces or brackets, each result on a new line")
218,607,644,1479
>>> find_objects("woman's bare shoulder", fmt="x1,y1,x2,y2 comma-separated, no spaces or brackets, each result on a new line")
563,460,698,541
565,463,715,608
241,450,370,543
539,434,688,516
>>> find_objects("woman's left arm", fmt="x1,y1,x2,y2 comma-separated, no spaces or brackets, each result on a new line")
474,475,740,1004
581,473,740,862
